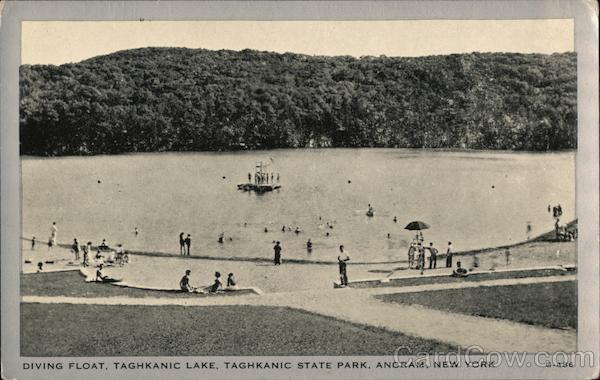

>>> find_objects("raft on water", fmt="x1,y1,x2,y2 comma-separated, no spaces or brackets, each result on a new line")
237,183,282,192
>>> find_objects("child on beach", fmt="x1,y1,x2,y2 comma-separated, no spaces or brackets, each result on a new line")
226,273,238,290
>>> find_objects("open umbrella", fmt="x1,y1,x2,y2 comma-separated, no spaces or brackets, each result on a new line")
404,221,430,231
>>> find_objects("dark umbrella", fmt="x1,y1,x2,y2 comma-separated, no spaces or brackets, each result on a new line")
404,221,430,231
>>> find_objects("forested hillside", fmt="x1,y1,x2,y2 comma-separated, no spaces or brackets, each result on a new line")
19,48,576,155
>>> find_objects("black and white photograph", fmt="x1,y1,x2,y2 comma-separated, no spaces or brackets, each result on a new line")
1,1,599,379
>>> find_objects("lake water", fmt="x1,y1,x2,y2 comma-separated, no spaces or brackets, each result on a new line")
21,149,575,263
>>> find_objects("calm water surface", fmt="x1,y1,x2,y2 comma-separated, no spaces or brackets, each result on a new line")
22,149,575,263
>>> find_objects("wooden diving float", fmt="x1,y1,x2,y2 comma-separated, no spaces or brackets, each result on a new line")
237,183,282,192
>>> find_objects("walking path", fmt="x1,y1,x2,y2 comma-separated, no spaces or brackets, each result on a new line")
23,275,576,353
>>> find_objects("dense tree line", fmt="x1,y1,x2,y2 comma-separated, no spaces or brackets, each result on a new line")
19,47,576,155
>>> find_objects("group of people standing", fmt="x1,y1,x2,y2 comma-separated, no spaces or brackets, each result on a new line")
407,240,454,273
250,172,279,185
179,232,192,255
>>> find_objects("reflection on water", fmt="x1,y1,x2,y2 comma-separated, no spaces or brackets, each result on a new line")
22,149,575,263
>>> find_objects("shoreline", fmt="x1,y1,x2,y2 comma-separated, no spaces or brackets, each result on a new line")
19,220,576,266
20,147,577,159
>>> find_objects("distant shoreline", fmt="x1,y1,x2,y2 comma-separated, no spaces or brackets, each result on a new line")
19,147,577,159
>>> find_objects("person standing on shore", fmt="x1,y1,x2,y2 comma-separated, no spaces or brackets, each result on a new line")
184,234,191,256
273,241,282,265
417,244,425,274
505,248,511,266
408,243,416,269
338,253,350,287
50,222,58,246
72,238,80,260
179,232,185,255
427,242,438,269
31,236,36,250
82,242,90,267
446,242,453,268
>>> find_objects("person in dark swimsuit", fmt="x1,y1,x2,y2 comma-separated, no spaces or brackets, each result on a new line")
180,269,193,292
209,272,222,293
273,241,282,265
179,232,185,255
184,234,191,255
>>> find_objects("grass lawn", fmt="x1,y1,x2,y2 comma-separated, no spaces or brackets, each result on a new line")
21,303,455,356
21,271,251,298
377,281,576,330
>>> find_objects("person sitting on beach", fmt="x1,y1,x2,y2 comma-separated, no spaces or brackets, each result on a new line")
294,227,301,234
37,262,43,272
452,261,469,277
282,225,286,232
218,232,224,244
99,239,108,248
209,272,223,293
180,269,194,292
96,264,109,282
226,273,238,290
95,248,102,260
